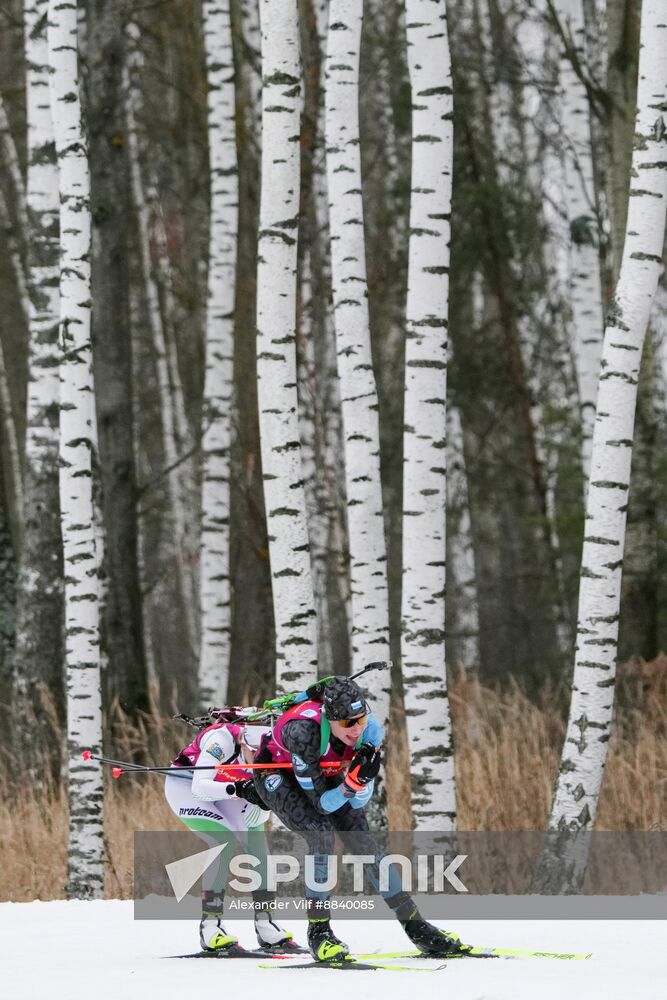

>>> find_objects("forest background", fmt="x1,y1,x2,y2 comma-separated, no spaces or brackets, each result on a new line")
0,0,665,901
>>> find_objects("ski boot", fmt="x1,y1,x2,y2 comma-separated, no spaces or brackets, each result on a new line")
307,918,350,962
199,891,238,952
402,914,471,957
388,892,470,957
254,908,301,954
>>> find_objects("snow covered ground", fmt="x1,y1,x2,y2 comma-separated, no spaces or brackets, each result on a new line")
3,900,664,999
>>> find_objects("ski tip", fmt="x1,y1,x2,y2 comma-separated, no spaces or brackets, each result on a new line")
82,750,92,761
112,767,123,779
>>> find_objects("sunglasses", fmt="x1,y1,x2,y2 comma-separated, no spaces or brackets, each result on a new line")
337,714,368,729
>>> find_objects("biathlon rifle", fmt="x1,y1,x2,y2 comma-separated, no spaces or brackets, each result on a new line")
247,659,391,720
172,661,391,730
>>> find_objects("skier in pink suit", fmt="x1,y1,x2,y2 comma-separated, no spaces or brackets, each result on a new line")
165,720,299,954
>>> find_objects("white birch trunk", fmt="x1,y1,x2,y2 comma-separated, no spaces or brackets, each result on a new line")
25,0,61,489
447,406,480,671
48,0,103,898
400,0,456,830
548,0,667,833
555,0,605,484
89,409,106,674
11,0,64,772
199,0,238,706
257,0,317,692
325,0,391,720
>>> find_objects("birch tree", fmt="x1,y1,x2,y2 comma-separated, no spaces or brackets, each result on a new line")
401,0,456,830
199,0,237,706
257,0,317,692
547,0,667,839
12,0,64,767
325,0,391,719
48,0,103,898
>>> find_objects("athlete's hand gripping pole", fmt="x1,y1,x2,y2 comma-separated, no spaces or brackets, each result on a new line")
342,744,382,796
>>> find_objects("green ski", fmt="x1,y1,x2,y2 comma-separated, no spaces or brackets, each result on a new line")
353,946,592,961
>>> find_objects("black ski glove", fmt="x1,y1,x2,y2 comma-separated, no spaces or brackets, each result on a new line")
228,778,269,808
343,744,382,795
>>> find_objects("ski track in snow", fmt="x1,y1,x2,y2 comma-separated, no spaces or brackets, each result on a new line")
2,901,664,998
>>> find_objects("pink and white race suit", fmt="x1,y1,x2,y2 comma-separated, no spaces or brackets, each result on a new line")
165,722,270,832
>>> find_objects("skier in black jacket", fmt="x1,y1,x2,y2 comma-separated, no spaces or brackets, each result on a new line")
256,675,470,962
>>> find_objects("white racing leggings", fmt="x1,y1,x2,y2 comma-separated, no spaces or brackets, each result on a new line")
164,771,270,897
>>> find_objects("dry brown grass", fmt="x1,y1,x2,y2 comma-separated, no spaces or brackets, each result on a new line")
2,659,665,901
387,658,666,831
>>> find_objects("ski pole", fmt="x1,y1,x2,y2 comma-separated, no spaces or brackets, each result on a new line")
82,751,347,778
